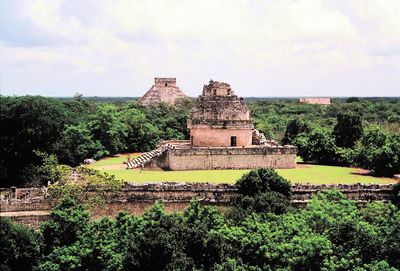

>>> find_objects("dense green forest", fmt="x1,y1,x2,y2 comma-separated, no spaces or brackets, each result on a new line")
1,169,400,271
1,95,399,187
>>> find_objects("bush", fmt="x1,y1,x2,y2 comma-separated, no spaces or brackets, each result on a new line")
0,218,42,271
333,112,363,148
357,126,400,177
235,169,292,215
295,127,337,164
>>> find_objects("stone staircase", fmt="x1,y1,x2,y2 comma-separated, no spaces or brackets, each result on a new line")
252,129,268,145
126,144,170,169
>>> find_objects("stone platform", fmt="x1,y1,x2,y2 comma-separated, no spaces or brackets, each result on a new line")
147,142,297,170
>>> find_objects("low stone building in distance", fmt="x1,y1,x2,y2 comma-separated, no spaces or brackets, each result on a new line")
127,80,297,170
137,77,188,106
299,97,331,105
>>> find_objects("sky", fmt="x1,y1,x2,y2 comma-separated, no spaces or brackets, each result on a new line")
0,0,399,97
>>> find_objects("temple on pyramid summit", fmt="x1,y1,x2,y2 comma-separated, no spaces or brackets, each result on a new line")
137,77,188,106
127,80,297,170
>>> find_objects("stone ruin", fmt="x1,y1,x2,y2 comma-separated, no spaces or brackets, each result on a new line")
127,80,297,170
1,183,396,228
299,97,331,105
188,80,254,147
137,77,188,106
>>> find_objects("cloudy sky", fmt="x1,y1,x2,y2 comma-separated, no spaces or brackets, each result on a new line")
0,0,399,97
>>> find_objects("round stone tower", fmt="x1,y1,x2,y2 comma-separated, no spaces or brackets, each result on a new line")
187,80,254,147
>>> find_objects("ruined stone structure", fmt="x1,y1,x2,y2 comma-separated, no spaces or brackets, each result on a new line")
299,97,331,105
127,80,297,170
188,80,253,147
145,141,297,170
1,183,396,228
137,77,188,106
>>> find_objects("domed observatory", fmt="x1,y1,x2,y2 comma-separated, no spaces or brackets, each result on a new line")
188,80,254,147
126,79,297,171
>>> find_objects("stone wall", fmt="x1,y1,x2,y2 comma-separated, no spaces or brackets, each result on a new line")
1,183,396,228
299,97,331,105
291,183,394,203
2,183,393,211
4,213,51,229
190,128,253,147
158,146,297,170
155,77,177,87
1,183,394,209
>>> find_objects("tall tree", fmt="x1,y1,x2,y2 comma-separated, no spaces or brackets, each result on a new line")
0,96,69,186
333,112,363,148
282,118,310,145
234,169,292,215
55,122,106,165
89,104,128,155
296,127,337,164
357,126,400,177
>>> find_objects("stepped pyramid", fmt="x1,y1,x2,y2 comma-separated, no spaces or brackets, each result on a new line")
137,77,188,106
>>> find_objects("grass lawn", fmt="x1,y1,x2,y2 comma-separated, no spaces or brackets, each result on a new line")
88,154,396,185
89,153,140,168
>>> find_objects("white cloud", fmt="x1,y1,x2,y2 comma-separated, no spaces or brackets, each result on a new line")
0,0,399,96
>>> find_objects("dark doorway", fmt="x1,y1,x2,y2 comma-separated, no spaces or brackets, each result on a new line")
230,136,237,147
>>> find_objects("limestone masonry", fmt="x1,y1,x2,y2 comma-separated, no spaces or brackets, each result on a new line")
299,97,331,105
137,77,188,106
1,183,396,228
188,80,253,147
127,80,297,170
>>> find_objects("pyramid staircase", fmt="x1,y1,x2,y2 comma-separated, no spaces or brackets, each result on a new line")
126,144,170,169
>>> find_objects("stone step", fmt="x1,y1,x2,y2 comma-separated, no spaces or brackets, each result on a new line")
126,145,170,169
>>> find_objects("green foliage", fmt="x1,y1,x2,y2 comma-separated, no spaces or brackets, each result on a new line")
0,96,69,186
47,166,124,207
295,127,337,164
1,96,193,186
333,112,363,148
181,201,226,269
334,147,356,166
122,202,187,270
2,96,399,186
121,105,161,152
41,196,90,252
212,258,262,271
22,151,63,187
0,218,42,271
89,104,128,155
55,123,107,165
357,125,400,176
347,97,360,103
235,169,292,215
236,168,291,198
2,189,400,271
282,118,310,145
251,98,399,176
